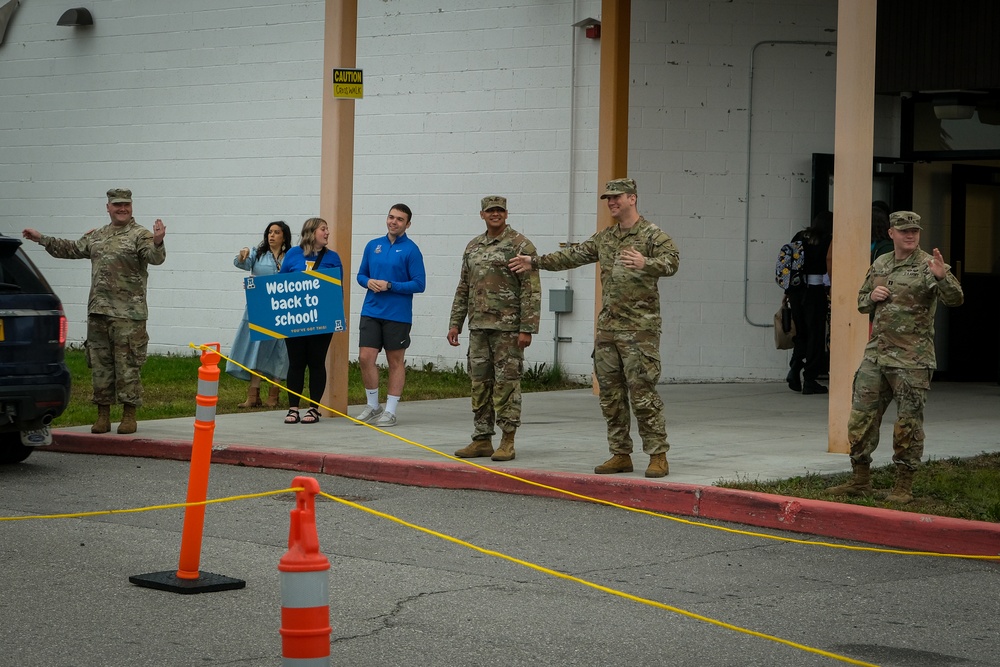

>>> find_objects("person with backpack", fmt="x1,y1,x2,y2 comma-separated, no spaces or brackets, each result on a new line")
784,211,832,394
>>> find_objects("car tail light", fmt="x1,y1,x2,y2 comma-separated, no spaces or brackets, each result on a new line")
59,307,68,347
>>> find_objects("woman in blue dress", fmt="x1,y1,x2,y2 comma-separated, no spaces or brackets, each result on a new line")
227,220,292,407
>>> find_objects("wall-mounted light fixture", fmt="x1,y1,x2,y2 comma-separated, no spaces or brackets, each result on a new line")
56,7,93,27
933,98,975,121
1,0,20,46
928,90,987,121
572,17,600,40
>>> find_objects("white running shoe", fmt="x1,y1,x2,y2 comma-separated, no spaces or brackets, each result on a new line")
373,411,397,428
354,405,384,425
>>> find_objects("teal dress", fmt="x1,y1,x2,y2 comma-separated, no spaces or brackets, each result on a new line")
226,248,289,381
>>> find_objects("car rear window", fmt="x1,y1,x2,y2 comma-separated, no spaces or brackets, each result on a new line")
0,240,53,295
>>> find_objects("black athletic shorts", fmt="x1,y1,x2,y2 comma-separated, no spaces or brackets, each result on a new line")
359,316,411,351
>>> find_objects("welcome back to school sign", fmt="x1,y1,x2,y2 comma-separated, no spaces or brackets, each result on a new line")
245,268,346,341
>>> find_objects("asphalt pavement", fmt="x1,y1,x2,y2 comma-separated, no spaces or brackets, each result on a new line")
3,455,999,667
45,380,1000,555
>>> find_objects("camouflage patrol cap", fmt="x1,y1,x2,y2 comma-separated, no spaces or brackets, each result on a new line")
890,211,922,231
481,196,507,211
600,178,637,199
107,188,132,204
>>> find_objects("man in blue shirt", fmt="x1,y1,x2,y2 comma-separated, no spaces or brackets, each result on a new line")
354,204,426,427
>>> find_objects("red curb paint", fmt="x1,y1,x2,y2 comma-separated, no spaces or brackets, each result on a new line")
45,432,1000,557
47,433,194,462
697,486,1000,556
212,447,327,474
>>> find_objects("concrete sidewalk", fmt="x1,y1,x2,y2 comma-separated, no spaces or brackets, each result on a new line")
45,381,1000,555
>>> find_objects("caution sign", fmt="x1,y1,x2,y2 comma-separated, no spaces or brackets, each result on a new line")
332,68,363,99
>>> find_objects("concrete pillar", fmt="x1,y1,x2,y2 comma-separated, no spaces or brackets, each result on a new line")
319,0,357,417
594,0,631,392
829,0,877,453
597,0,631,222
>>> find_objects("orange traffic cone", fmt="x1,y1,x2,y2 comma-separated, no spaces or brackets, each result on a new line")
279,476,331,665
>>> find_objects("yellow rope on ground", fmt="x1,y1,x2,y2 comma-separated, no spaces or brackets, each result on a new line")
200,344,999,562
203,345,999,562
0,488,302,522
318,490,881,667
0,479,880,665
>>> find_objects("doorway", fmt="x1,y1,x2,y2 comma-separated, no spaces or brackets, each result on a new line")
947,164,1000,382
810,153,913,222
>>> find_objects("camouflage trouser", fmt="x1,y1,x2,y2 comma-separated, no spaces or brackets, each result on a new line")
846,359,930,471
593,329,668,456
468,329,523,441
86,314,149,406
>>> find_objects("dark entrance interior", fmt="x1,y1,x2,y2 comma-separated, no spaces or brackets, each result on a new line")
945,165,1000,382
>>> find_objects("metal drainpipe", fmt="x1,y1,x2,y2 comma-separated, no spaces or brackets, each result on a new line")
742,40,837,327
556,0,580,369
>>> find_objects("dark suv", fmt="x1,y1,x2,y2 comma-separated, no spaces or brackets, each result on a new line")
0,234,71,464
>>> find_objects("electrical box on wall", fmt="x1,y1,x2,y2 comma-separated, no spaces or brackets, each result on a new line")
549,287,573,313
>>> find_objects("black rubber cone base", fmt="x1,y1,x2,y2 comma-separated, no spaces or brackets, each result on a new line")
129,570,246,594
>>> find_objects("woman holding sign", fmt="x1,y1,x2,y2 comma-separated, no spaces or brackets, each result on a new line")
227,220,292,408
278,217,343,424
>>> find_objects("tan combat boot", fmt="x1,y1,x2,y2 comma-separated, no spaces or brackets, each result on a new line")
827,462,873,497
454,439,494,458
492,431,516,461
238,386,261,409
594,454,633,474
645,453,669,478
264,385,282,408
91,404,111,434
118,403,138,435
885,467,915,504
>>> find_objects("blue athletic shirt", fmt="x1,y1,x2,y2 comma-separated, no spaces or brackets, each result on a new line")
356,233,426,323
280,245,343,274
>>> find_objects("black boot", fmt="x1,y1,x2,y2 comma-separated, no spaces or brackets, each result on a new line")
786,361,803,392
802,380,828,395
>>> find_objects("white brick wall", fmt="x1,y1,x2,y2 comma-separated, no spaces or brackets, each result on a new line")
630,0,842,380
1,0,897,382
350,0,603,377
1,0,327,357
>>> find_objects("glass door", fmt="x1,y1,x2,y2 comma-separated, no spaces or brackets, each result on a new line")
947,164,1000,382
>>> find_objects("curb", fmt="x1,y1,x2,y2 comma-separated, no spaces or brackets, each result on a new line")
45,432,1000,557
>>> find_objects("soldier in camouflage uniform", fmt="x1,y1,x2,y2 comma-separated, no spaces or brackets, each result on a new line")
828,211,963,504
23,188,167,435
447,196,541,462
510,178,680,478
